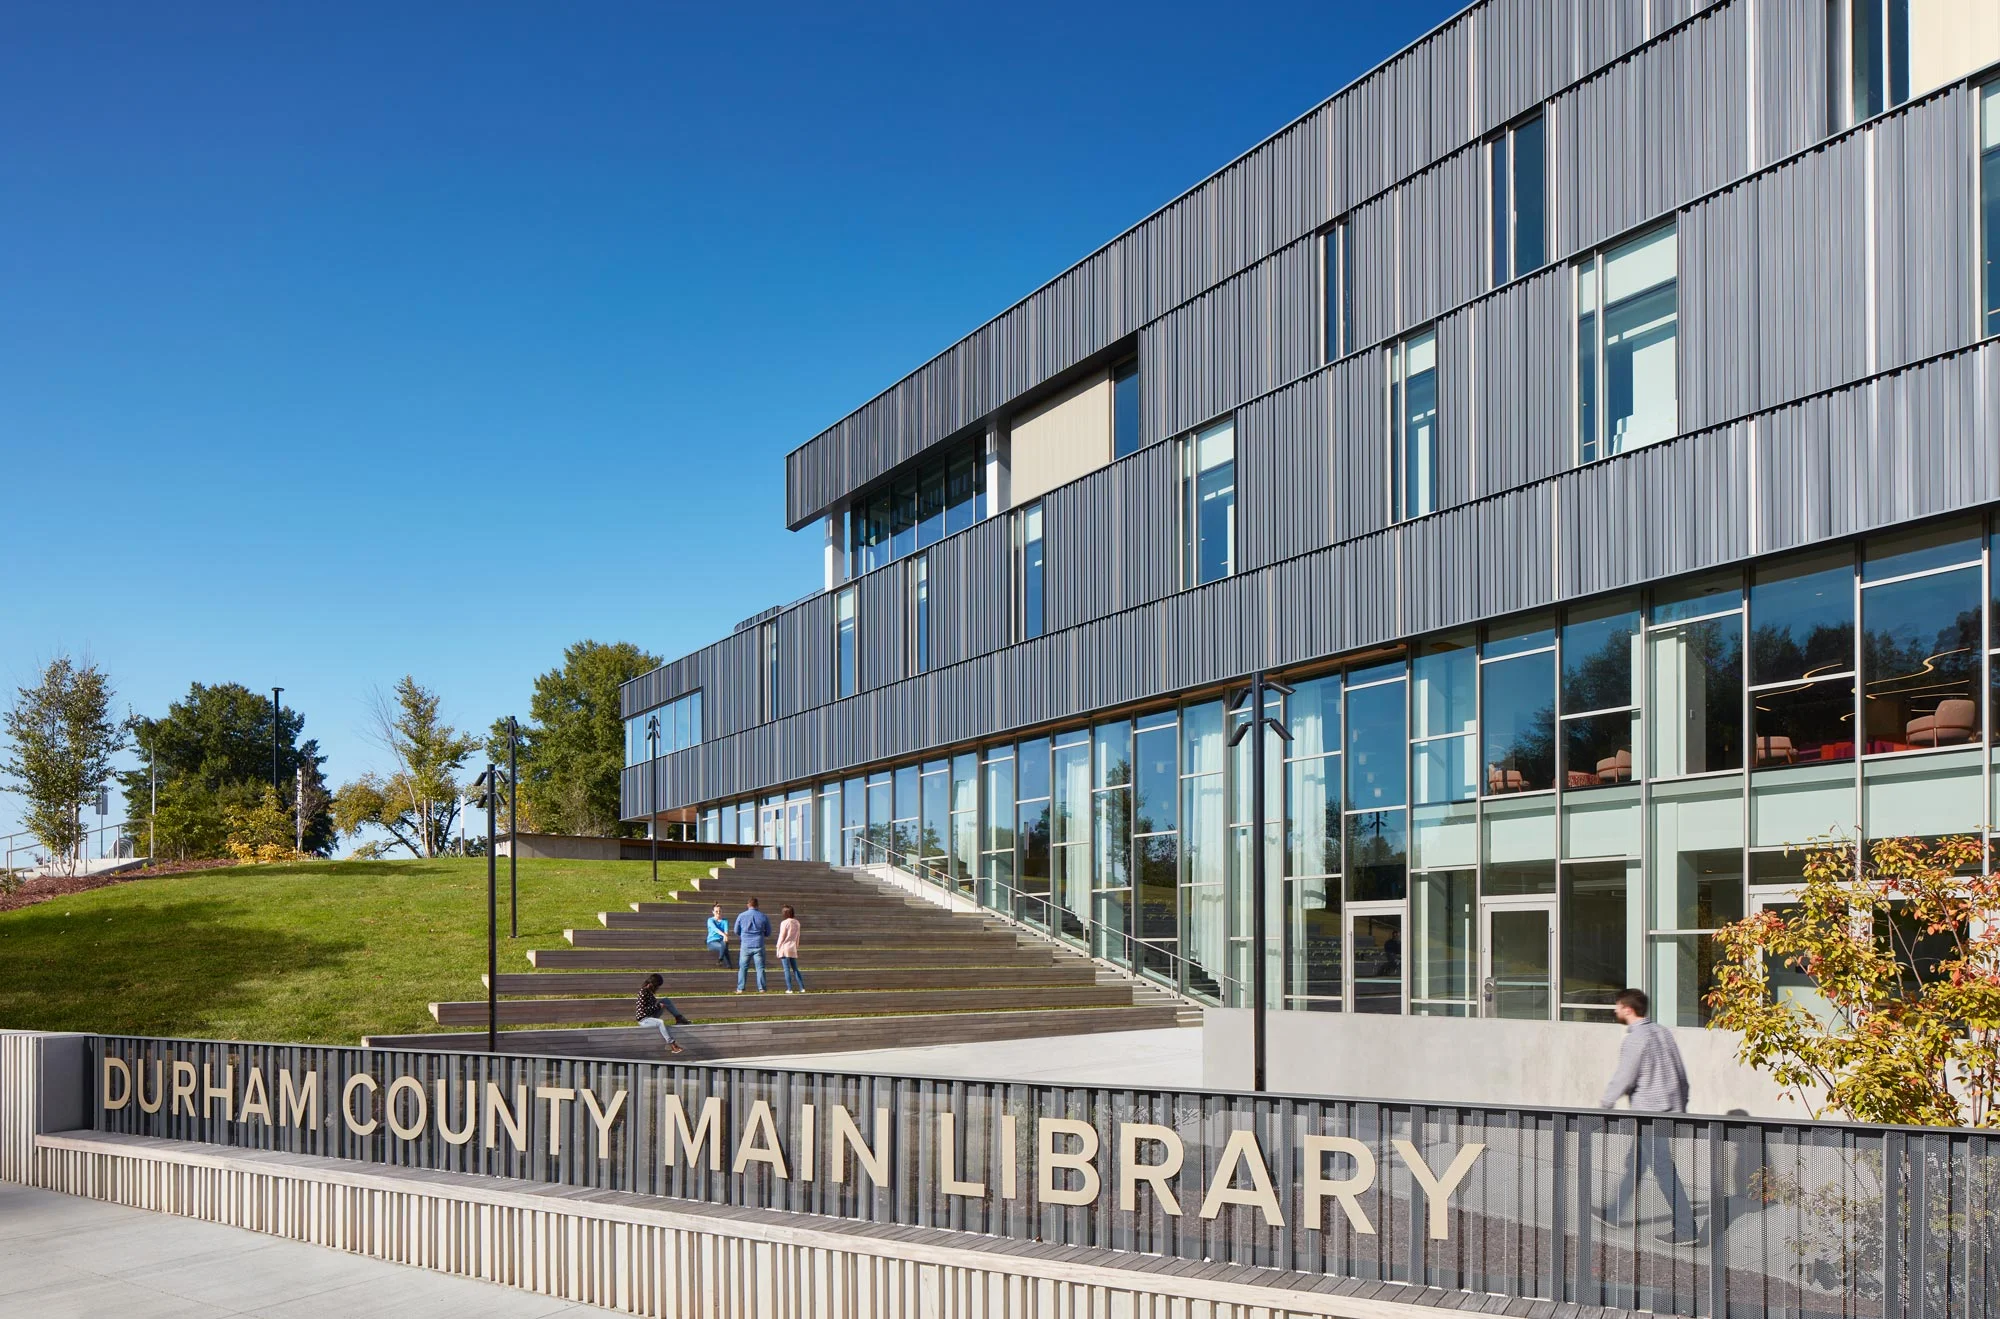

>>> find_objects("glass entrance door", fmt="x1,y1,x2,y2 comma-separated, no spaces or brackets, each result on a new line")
1482,900,1554,1019
1347,906,1405,1013
784,798,808,861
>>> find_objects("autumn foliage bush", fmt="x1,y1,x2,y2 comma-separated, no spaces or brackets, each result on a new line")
1707,835,2000,1128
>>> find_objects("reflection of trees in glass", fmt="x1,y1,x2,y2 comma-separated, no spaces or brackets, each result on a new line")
1861,609,1980,704
1751,622,1854,683
1487,704,1555,787
1562,625,1637,713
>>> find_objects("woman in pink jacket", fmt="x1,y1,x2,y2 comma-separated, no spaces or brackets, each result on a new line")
776,905,806,994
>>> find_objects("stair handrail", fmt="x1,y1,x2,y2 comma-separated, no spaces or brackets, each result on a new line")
843,835,1231,1011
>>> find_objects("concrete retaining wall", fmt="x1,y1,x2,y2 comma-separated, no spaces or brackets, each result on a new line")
1202,1009,1800,1117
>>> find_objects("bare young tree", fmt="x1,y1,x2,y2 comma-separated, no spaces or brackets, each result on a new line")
2,655,124,876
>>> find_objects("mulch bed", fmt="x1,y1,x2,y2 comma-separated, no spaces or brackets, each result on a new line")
0,858,237,913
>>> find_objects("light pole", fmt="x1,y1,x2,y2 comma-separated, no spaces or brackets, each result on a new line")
1228,671,1292,1093
270,688,284,800
506,716,519,939
645,714,661,885
472,766,498,1053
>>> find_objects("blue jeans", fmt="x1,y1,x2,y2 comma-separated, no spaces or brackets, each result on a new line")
737,948,767,991
707,939,733,968
780,956,805,991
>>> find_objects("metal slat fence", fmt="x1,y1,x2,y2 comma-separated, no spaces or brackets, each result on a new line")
86,1034,2000,1318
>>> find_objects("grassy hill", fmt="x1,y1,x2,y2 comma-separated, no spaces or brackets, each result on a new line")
0,857,708,1044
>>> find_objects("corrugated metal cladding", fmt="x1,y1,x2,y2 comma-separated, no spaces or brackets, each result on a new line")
782,0,1691,529
638,343,2000,814
1041,440,1179,634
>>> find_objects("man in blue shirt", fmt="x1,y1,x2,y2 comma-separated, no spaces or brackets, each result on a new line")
734,897,773,993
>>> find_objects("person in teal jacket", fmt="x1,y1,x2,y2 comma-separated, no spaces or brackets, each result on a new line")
704,903,733,969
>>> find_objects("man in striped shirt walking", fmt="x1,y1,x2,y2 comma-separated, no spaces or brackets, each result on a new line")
1597,987,1700,1245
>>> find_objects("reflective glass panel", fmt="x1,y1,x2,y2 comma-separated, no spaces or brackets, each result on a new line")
1860,566,1981,754
1345,809,1407,903
1563,710,1638,790
1512,114,1546,276
1481,651,1556,793
1413,637,1476,738
1133,723,1177,834
1113,360,1140,460
1753,678,1858,766
1751,549,1854,684
1561,859,1630,1017
1286,754,1341,877
1562,599,1640,713
1411,869,1474,1012
1345,679,1407,809
1287,673,1342,756
1284,877,1342,1006
1351,911,1403,1013
1648,614,1743,777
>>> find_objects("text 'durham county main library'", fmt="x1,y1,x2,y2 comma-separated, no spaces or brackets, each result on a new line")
621,1,2000,1087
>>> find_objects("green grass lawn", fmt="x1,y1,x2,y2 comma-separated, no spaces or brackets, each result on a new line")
0,857,709,1044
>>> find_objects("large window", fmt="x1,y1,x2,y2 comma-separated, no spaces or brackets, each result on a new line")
1983,83,2000,338
1017,502,1045,641
1390,330,1438,522
847,433,986,578
625,689,703,766
1559,597,1640,791
833,586,857,699
1750,549,1855,767
1481,616,1556,794
1576,225,1678,464
1489,113,1547,286
1323,220,1354,362
1827,0,1911,130
1182,419,1236,586
1285,673,1342,1010
1112,359,1141,459
1860,522,1982,755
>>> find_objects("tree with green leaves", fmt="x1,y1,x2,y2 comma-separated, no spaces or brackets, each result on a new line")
332,676,478,858
121,682,335,858
2,655,124,875
487,640,661,837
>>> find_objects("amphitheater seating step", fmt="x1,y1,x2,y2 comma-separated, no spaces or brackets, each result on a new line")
412,857,1199,1059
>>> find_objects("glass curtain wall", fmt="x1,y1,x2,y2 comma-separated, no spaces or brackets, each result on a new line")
693,514,1999,1024
848,434,986,578
1577,225,1678,463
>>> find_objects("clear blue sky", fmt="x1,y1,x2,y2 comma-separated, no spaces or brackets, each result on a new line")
0,0,1462,845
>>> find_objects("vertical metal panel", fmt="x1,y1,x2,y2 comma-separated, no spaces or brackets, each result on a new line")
1042,442,1178,634
1475,0,1649,136
1237,369,1336,572
1557,424,1751,600
1754,388,1867,554
1330,347,1391,544
1753,0,1830,167
1873,89,1976,373
1862,344,2000,532
1397,147,1484,330
1346,193,1401,352
1432,310,1477,510
1678,182,1760,430
1552,2,1749,257
1138,237,1321,448
778,592,835,717
1755,134,1869,409
1472,267,1574,497
857,563,908,694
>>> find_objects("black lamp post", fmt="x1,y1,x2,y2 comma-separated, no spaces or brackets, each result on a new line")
471,765,498,1053
270,687,284,799
506,716,519,939
645,714,661,885
1228,671,1292,1093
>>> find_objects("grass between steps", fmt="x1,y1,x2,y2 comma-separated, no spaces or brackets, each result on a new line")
0,857,707,1044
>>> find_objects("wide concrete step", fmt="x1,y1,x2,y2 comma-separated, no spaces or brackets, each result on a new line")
565,927,1020,950
485,964,1100,997
599,910,998,933
372,1004,1188,1062
525,946,1063,971
429,984,1136,1026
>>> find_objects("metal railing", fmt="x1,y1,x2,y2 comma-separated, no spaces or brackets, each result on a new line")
844,835,1235,1008
3,820,139,876
85,1032,2000,1319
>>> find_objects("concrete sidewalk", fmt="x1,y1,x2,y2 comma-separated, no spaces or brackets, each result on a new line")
0,1182,614,1319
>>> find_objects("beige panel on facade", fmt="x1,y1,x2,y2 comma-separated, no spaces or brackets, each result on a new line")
1007,370,1112,508
1909,0,2000,99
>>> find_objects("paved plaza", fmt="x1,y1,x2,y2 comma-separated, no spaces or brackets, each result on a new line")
733,1024,1203,1087
0,1181,613,1319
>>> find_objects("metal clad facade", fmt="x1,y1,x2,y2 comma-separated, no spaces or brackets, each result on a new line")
626,1,2000,816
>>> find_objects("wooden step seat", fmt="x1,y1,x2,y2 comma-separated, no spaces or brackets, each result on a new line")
487,965,1100,996
597,912,1004,934
525,946,1065,971
429,984,1133,1026
371,1004,1185,1062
